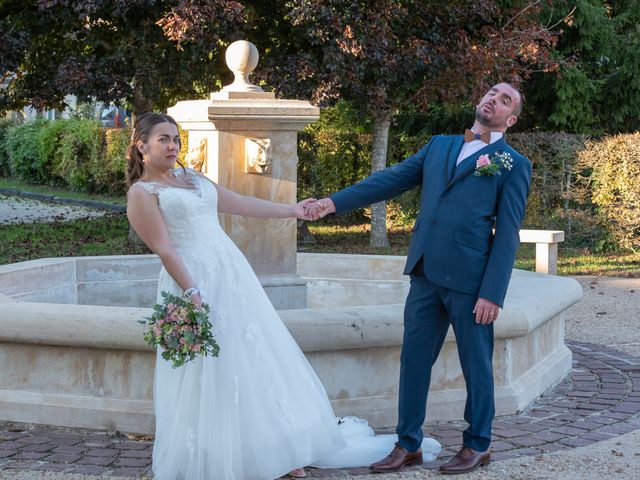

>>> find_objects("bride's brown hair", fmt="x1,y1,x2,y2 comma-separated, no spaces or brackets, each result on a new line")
126,112,184,188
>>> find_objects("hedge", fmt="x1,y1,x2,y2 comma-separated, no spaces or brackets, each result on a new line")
575,134,640,252
298,122,637,252
0,119,15,177
2,117,638,251
3,120,129,196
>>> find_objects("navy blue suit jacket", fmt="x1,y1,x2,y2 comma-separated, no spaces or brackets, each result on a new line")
330,135,532,307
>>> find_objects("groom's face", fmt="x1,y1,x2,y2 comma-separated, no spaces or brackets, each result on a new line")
475,83,521,130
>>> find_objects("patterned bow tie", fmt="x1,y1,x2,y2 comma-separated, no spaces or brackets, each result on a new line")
464,129,491,144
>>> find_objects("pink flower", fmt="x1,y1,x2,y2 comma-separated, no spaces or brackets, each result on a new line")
191,344,201,352
476,155,491,168
153,326,162,336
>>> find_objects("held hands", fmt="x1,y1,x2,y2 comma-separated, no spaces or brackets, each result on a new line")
294,198,318,220
473,297,500,324
297,198,336,221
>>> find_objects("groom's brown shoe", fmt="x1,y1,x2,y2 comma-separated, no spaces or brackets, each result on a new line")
438,446,490,474
369,442,423,473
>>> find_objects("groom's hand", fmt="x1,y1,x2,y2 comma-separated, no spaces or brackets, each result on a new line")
473,297,500,324
304,198,336,221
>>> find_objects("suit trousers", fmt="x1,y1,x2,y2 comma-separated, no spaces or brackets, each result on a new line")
396,259,495,453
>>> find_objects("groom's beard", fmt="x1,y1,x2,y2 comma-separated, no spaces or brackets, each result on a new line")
475,106,501,129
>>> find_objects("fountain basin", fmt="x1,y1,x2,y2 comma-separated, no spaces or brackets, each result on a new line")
0,253,581,433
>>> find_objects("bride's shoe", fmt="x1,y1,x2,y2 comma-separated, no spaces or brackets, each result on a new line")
287,467,307,478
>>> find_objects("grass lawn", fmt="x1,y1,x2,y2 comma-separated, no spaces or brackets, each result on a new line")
0,213,150,265
303,220,640,278
1,210,638,277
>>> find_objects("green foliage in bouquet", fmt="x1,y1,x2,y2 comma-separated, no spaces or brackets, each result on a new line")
140,291,220,368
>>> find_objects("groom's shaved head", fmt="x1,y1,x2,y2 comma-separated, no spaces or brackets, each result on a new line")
499,83,524,116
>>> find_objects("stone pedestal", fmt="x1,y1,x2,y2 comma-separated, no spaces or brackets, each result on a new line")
167,41,319,309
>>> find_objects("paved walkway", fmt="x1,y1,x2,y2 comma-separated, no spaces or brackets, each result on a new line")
1,341,638,478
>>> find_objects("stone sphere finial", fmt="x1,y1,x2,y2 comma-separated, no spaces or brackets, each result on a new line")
223,40,263,93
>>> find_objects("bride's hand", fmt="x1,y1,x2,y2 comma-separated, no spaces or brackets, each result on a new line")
294,198,317,220
190,292,203,309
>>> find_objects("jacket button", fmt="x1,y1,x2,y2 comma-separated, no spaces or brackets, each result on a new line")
431,220,437,225
440,197,447,202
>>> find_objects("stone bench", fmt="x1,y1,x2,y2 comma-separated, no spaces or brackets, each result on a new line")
519,229,564,275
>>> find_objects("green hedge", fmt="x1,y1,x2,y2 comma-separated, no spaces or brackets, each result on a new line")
53,119,105,192
298,116,638,252
3,119,128,196
5,120,52,184
0,119,15,177
575,134,640,252
2,116,637,252
1,118,192,196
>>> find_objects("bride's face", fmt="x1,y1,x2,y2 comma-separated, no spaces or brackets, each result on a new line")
138,122,181,172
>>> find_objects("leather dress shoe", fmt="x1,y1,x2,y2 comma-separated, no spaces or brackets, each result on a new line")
439,446,490,474
369,442,423,473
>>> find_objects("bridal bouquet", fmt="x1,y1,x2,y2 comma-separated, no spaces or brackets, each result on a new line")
140,291,220,368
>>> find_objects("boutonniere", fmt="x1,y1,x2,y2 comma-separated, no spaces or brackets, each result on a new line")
474,152,514,176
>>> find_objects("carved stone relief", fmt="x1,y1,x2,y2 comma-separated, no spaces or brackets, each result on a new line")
245,138,272,174
185,138,207,172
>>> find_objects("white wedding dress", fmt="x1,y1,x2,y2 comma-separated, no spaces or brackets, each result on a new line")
134,169,440,480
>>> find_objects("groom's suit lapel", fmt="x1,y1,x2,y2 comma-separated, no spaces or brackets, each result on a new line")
445,137,507,189
445,136,464,184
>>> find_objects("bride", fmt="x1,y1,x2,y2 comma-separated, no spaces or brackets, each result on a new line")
126,112,440,480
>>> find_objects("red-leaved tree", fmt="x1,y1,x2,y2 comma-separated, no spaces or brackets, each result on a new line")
0,0,246,115
258,0,559,246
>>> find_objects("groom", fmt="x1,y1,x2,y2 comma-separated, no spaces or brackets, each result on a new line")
307,83,531,474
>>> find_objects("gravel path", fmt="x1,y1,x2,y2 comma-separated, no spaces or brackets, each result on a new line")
0,194,108,224
565,276,640,357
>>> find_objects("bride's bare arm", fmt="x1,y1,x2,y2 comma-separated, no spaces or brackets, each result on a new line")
127,186,201,305
212,182,314,219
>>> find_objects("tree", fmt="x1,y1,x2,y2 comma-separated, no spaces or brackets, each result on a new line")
521,0,640,134
0,0,246,115
255,0,558,247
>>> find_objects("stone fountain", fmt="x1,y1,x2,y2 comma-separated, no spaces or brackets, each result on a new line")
0,41,582,434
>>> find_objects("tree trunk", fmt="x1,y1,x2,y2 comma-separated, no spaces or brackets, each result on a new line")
370,110,392,248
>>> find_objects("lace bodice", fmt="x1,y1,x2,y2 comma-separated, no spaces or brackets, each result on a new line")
133,168,222,252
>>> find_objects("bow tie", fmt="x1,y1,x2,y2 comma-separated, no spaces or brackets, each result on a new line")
464,129,491,144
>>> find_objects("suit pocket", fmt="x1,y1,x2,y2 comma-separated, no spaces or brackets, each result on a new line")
454,230,490,253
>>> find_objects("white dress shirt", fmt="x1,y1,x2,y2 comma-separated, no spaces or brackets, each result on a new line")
456,131,503,165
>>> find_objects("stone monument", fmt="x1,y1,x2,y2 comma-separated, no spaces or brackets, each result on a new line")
168,40,319,310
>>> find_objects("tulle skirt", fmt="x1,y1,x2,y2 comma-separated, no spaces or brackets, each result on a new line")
151,247,440,480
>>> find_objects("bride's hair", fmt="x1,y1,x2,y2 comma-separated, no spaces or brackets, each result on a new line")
126,112,185,188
